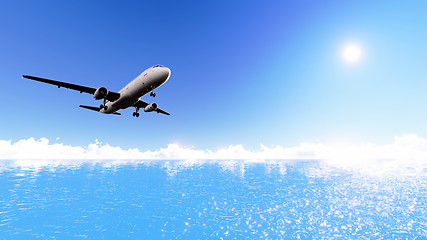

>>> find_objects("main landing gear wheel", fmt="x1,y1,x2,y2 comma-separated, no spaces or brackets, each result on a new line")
100,104,107,110
150,92,156,97
133,106,140,117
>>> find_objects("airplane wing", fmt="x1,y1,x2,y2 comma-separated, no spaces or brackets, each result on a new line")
133,100,170,115
22,75,121,102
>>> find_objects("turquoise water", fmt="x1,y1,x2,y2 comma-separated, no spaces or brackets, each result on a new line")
0,160,426,239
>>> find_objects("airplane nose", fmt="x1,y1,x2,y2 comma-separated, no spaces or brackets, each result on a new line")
163,67,171,81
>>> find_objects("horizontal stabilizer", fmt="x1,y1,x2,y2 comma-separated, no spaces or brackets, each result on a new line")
79,105,100,112
79,105,121,115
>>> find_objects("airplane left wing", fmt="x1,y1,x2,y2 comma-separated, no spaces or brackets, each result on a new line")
133,100,170,115
22,75,121,102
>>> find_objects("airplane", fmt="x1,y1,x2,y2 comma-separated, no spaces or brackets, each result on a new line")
23,65,171,117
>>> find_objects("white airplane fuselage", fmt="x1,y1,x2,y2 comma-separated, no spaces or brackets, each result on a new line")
101,65,171,114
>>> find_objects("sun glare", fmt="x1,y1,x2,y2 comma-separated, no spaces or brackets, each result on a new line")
342,44,362,63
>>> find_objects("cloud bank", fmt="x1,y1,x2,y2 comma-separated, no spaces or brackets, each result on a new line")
0,135,426,174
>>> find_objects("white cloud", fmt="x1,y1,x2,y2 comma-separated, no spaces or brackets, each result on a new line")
0,135,427,174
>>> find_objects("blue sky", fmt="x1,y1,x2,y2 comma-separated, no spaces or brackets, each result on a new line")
1,0,427,150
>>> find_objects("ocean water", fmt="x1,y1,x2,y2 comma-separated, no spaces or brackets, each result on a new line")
0,160,426,239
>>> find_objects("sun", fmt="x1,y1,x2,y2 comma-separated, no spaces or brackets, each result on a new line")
342,44,362,63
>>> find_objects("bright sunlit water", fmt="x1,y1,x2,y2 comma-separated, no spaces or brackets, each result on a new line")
0,160,426,239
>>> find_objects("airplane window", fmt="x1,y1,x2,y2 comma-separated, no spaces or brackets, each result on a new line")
153,65,163,68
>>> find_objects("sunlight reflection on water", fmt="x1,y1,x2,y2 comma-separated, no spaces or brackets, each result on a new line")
0,160,426,239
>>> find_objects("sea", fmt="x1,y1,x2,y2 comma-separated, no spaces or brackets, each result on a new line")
0,160,426,239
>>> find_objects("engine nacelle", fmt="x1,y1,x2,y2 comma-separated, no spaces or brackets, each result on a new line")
144,103,158,112
93,87,109,100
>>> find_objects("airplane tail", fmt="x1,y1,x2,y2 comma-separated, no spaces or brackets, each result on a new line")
79,105,121,115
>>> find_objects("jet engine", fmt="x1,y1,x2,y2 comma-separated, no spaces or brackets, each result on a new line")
144,103,158,112
93,87,109,100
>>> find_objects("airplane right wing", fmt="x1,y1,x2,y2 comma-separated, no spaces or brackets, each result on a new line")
22,75,121,102
133,100,170,115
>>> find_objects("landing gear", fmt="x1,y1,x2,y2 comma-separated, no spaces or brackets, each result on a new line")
150,92,156,97
133,107,140,117
100,104,107,110
100,99,108,110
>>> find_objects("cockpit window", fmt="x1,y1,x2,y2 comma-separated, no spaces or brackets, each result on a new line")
153,65,163,68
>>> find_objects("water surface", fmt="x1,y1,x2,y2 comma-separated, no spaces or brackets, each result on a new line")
0,160,425,239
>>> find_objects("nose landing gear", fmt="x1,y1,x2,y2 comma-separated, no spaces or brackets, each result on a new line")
150,92,156,97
